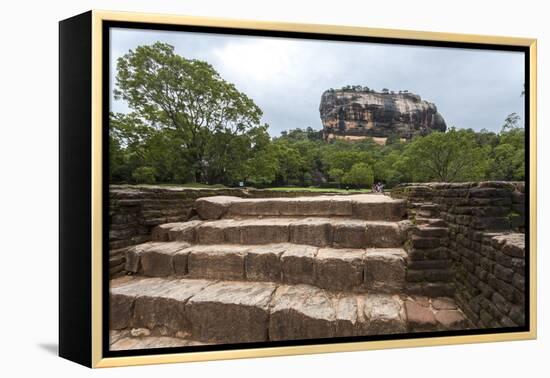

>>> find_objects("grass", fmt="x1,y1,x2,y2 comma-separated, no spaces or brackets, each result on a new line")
118,182,373,193
135,182,229,189
266,186,372,193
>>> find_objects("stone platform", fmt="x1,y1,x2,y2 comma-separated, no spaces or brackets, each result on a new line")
110,194,469,349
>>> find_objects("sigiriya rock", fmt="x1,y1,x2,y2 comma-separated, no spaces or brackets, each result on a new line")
319,87,447,143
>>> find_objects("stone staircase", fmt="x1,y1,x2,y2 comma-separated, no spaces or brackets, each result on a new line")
110,194,469,350
405,202,455,298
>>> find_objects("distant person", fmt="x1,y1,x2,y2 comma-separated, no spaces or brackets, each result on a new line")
371,182,384,194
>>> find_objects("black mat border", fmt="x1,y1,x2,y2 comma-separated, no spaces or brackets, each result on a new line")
101,19,531,359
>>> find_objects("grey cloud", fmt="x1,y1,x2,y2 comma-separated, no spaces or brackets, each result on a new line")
110,27,525,136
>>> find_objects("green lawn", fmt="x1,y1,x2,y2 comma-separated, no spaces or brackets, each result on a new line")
141,182,229,189
121,182,373,193
266,186,372,193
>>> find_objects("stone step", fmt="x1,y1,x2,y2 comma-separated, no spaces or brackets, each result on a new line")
153,218,408,248
110,276,469,345
124,242,408,292
109,330,207,350
415,218,447,227
196,194,407,221
413,225,448,238
406,281,456,297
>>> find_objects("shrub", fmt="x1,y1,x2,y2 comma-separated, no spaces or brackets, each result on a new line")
341,163,374,188
132,166,156,184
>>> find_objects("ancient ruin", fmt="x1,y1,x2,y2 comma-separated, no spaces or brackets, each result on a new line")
108,182,526,349
319,87,447,143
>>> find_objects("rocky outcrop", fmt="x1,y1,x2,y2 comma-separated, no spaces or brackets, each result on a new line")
319,88,446,143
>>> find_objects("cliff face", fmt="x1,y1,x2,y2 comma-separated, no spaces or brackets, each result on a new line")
319,89,446,143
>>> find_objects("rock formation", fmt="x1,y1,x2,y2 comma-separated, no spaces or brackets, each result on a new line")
319,87,447,143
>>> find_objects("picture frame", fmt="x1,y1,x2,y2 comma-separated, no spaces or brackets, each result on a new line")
59,10,537,368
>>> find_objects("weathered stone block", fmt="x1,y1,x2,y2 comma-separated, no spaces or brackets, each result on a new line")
151,222,183,241
245,244,286,282
196,196,236,219
281,245,318,285
492,292,511,315
269,285,338,340
125,242,159,273
406,269,424,282
315,248,365,291
424,282,455,297
411,236,441,249
435,310,468,330
499,315,518,327
361,295,406,335
280,197,352,217
139,242,190,277
173,250,190,276
167,220,203,242
477,281,494,298
334,295,360,336
187,245,247,280
332,220,368,248
141,250,174,277
131,279,211,332
472,217,511,230
353,199,407,221
229,199,279,216
408,259,452,270
366,222,404,248
423,269,454,282
494,264,514,283
196,220,237,244
480,309,494,327
289,218,333,247
364,249,406,292
405,299,437,331
512,273,525,290
186,281,277,343
110,293,134,330
414,226,448,238
432,297,457,310
468,187,512,198
508,305,525,326
495,279,516,302
240,219,290,244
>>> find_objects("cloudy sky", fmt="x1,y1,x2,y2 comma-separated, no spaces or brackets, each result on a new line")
109,27,525,136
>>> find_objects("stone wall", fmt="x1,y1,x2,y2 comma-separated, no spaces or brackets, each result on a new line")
391,181,527,328
109,185,343,277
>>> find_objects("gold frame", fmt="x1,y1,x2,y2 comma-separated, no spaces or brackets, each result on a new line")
90,10,537,368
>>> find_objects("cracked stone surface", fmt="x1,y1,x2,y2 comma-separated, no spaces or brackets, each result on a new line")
186,281,277,343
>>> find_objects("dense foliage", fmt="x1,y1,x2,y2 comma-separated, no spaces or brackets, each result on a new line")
110,43,525,188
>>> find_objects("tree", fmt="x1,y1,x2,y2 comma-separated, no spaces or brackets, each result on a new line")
342,163,374,188
243,146,279,185
271,140,307,185
490,143,524,180
373,150,411,187
401,129,489,182
502,112,521,132
328,168,345,187
114,42,263,183
489,128,525,181
132,166,156,184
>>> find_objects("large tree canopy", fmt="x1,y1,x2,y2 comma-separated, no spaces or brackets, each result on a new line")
400,129,490,182
114,42,264,183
